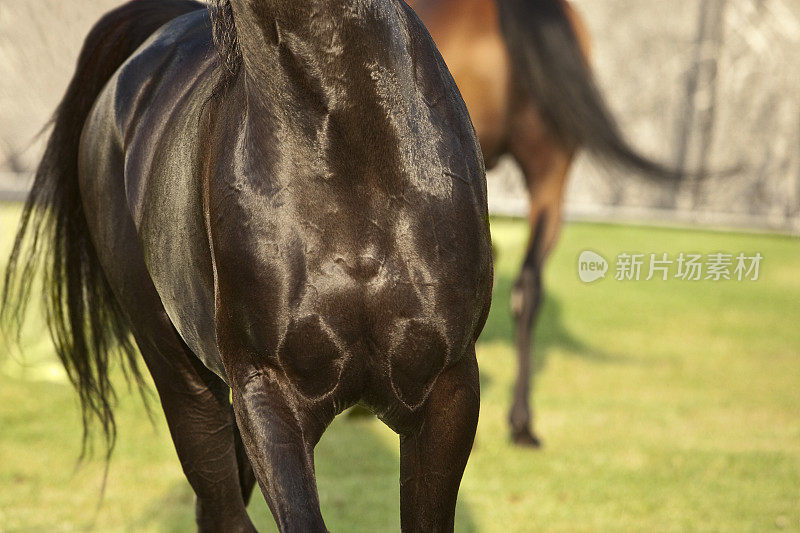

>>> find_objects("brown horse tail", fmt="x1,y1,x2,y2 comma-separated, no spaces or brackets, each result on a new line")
496,0,680,180
1,0,202,457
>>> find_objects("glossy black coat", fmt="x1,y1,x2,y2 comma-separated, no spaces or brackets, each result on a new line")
77,1,491,530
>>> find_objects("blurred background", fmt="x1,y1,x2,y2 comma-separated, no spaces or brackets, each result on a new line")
2,0,800,232
1,1,798,531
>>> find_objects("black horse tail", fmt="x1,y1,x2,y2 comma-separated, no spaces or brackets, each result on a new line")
1,0,202,456
496,0,680,180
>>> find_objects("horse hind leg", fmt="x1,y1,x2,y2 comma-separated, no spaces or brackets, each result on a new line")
84,252,257,529
399,350,480,532
100,258,257,530
508,213,546,447
233,420,258,507
508,107,572,447
80,164,256,530
222,362,329,533
135,319,258,525
131,323,257,532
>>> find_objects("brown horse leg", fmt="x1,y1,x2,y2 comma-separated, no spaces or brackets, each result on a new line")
508,107,572,447
227,366,328,532
508,214,546,447
132,329,256,532
399,351,480,532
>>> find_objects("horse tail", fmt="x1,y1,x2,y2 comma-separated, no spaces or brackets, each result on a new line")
1,0,202,456
496,0,680,179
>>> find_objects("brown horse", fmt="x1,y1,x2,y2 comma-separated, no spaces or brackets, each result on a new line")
408,0,678,446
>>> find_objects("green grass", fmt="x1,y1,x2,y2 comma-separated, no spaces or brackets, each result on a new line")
1,203,798,532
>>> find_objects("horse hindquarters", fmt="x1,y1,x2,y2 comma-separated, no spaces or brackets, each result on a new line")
72,5,259,531
80,77,259,533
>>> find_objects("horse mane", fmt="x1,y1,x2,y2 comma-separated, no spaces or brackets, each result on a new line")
208,0,242,78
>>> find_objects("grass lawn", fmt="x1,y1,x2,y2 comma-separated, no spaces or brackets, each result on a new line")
1,203,798,532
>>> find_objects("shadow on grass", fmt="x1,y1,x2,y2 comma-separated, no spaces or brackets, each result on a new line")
130,417,477,532
480,269,641,375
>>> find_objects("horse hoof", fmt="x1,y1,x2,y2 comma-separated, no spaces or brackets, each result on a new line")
511,430,543,448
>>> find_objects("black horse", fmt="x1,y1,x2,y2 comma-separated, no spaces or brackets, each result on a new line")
2,0,492,530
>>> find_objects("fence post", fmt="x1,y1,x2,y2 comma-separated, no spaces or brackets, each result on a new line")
672,0,728,212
